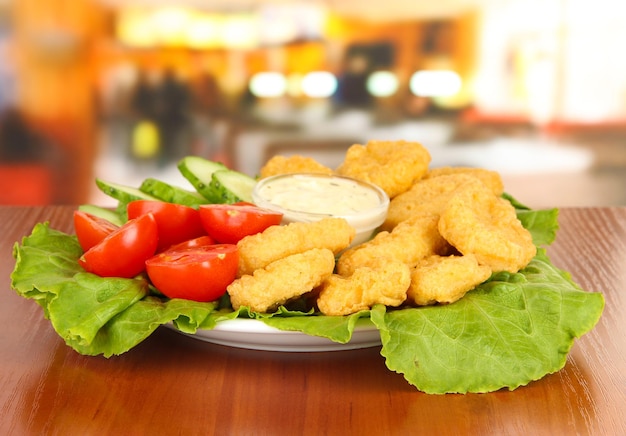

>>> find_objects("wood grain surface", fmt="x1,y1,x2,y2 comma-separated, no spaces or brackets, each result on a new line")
1,206,624,435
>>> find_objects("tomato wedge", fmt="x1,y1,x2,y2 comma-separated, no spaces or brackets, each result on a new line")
145,245,238,302
79,213,158,278
165,235,216,252
198,203,283,244
73,210,120,252
127,200,206,251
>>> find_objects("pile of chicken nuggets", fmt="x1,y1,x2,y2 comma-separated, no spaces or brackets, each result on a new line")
227,140,537,316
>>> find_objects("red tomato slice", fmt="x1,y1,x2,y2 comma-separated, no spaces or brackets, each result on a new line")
145,245,238,302
127,200,206,252
165,235,216,252
198,203,283,244
73,210,120,252
79,213,158,278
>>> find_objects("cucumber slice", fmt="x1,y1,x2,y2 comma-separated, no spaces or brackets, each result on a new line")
207,169,257,203
78,204,125,226
139,177,208,208
177,156,228,201
95,179,160,217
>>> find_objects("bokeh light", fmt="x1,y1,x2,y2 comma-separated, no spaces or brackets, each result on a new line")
249,72,287,98
301,71,337,98
366,71,399,97
409,70,462,97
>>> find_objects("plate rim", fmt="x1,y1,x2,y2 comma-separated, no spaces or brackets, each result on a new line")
164,317,381,352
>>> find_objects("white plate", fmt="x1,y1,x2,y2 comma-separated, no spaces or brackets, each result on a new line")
165,318,381,352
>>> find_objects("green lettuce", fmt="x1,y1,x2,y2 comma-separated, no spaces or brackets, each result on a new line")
11,224,219,356
370,250,604,393
10,206,604,393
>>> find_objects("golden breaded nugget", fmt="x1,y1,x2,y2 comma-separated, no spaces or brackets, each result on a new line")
259,155,334,179
383,174,484,231
424,166,504,196
336,140,431,198
438,183,536,273
237,217,355,277
228,248,335,313
336,214,449,276
407,254,491,306
317,259,411,316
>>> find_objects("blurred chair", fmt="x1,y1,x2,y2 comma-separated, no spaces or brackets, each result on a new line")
0,165,53,205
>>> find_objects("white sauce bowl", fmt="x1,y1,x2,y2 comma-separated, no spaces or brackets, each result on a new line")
252,173,389,247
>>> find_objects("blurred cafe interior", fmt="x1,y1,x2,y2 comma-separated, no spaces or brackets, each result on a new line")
0,0,624,208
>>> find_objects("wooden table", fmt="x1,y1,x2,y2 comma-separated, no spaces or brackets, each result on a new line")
1,206,625,435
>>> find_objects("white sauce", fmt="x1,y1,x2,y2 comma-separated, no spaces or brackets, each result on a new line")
253,173,389,246
256,174,382,215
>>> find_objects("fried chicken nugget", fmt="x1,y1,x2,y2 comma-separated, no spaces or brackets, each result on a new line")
423,166,504,196
407,254,492,306
438,183,536,273
237,217,355,277
228,248,336,313
336,140,431,198
383,174,484,231
259,155,334,179
317,259,411,316
336,213,449,276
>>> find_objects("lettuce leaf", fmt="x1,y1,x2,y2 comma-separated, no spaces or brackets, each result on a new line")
10,206,604,393
11,224,219,356
370,249,604,394
517,208,559,246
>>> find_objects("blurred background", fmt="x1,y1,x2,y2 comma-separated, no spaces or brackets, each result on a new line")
0,0,624,208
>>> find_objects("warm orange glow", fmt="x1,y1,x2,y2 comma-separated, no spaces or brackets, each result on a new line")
114,6,328,50
186,14,223,49
116,7,154,48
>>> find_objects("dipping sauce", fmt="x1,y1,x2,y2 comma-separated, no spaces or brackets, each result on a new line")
252,173,389,246
256,174,382,215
